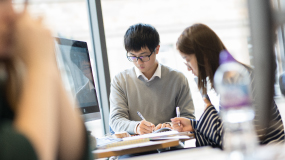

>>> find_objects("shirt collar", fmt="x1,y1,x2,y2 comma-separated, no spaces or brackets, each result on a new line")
135,63,161,82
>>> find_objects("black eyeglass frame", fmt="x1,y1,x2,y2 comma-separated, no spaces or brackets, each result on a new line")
126,47,156,62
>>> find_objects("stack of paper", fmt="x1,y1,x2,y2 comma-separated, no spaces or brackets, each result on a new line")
123,131,193,141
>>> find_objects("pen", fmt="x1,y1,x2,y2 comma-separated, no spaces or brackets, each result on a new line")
176,107,180,126
176,107,180,117
137,111,146,120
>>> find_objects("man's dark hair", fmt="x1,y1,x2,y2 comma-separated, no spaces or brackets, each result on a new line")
124,23,160,53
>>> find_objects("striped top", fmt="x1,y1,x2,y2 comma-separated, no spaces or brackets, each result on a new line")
190,102,285,148
190,69,285,148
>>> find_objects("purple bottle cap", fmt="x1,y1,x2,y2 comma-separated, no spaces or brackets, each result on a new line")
219,50,236,65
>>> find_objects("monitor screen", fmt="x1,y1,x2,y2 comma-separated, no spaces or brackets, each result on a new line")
55,37,101,121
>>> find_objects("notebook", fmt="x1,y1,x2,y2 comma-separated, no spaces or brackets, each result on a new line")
96,136,122,149
96,130,194,149
122,130,193,141
96,136,150,149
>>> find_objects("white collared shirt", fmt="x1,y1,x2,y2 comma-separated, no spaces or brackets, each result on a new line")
134,63,161,82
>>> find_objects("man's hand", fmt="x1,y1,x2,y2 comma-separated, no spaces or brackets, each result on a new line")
154,123,172,131
171,117,193,132
136,120,155,135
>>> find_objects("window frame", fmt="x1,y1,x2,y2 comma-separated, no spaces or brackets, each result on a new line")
86,0,111,134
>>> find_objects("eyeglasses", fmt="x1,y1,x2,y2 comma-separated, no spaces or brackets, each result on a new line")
126,48,156,62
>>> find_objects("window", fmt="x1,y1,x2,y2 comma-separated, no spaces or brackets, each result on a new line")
13,0,104,137
272,0,285,97
13,0,255,136
101,0,250,119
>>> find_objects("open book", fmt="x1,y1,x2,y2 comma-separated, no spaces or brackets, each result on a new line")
123,130,194,141
96,129,194,149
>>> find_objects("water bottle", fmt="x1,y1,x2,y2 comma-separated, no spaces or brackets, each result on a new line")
214,50,258,160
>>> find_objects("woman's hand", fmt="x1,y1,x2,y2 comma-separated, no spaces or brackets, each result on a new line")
171,117,193,132
154,123,172,131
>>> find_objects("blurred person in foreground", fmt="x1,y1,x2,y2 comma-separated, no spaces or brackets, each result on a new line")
171,23,285,148
0,0,93,159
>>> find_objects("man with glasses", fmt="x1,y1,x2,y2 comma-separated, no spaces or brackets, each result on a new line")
109,23,195,136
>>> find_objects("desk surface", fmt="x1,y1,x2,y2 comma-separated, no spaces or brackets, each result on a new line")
93,139,180,158
125,146,226,160
126,143,285,160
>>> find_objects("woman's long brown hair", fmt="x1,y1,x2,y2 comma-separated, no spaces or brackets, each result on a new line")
176,23,226,94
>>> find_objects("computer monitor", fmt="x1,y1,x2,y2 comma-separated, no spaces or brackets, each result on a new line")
55,37,101,121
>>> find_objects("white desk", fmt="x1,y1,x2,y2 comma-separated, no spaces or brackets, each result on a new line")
125,146,226,160
126,143,285,160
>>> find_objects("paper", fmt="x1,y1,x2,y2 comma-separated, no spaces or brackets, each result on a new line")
123,131,193,141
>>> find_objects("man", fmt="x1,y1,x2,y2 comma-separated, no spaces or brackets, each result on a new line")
109,23,195,135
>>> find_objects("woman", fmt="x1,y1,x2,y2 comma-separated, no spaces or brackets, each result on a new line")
0,1,93,159
171,23,285,148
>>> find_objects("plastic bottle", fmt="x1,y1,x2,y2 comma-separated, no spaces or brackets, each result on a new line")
214,50,258,160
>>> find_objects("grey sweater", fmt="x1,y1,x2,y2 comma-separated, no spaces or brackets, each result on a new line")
109,64,195,134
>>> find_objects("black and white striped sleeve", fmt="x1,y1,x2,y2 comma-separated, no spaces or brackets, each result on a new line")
188,70,284,148
190,105,223,148
256,101,285,145
250,70,285,145
190,102,285,148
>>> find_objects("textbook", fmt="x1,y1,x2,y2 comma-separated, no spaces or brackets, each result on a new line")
96,136,123,149
97,137,151,149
